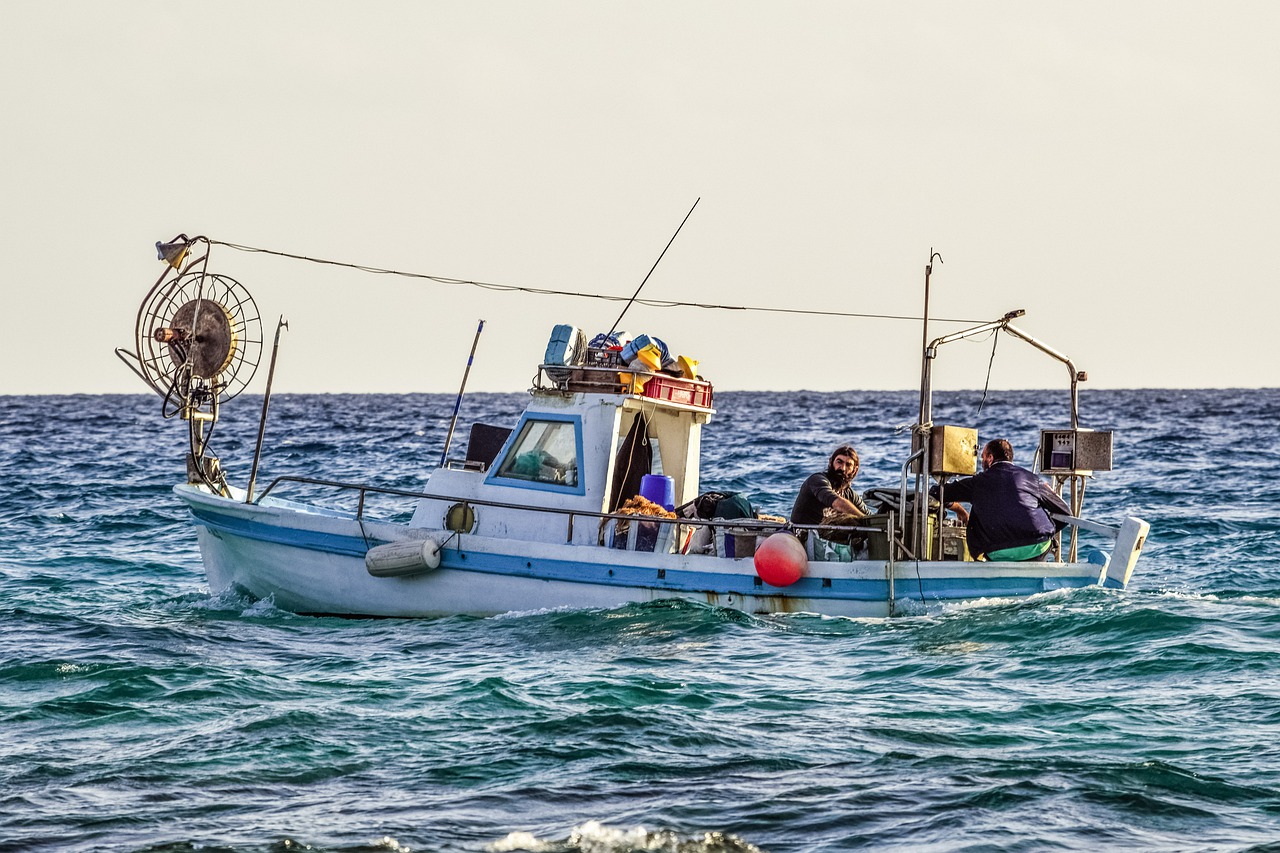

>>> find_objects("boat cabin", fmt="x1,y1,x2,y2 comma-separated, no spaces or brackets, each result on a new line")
409,342,714,547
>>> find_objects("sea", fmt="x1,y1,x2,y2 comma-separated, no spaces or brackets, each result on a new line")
3,388,1280,853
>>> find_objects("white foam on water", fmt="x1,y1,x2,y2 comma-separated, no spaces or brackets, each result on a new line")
488,820,762,853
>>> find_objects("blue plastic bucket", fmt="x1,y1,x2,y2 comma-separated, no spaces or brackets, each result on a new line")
639,474,675,511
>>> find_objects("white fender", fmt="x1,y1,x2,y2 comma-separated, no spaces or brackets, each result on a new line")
366,532,444,578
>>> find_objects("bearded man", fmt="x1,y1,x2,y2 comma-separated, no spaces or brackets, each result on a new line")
789,445,869,539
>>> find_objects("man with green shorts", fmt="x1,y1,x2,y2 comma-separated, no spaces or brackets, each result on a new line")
934,439,1070,561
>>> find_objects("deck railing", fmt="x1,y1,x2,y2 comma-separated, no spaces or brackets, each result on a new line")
252,474,889,556
252,474,1126,566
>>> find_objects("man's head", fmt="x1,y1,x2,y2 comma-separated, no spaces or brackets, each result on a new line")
982,439,1013,470
827,444,860,488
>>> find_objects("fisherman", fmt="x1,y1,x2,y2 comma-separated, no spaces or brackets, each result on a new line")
935,438,1070,561
790,444,869,543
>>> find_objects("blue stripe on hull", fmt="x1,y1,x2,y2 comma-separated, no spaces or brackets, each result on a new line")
188,503,370,556
186,500,1100,606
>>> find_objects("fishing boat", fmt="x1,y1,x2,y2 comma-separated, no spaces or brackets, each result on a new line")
117,236,1149,618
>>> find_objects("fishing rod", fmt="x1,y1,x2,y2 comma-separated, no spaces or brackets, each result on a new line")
440,319,486,467
604,198,700,340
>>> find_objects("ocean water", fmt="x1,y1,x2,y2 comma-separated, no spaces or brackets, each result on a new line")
3,388,1280,853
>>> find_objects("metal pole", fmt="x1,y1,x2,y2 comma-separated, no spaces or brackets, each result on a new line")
246,316,288,503
887,509,897,615
999,322,1081,429
440,319,486,468
915,251,942,557
918,251,939,429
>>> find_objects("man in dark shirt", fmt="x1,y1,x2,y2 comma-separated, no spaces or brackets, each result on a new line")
791,445,870,542
938,439,1070,561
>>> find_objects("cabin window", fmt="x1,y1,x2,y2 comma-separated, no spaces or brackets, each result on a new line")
493,418,580,488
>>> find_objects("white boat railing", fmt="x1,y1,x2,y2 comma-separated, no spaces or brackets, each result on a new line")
251,475,887,557
249,476,1144,574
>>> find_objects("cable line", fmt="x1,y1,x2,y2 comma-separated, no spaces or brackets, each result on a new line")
209,239,983,325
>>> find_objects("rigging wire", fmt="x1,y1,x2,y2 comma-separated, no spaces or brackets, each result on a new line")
976,328,1001,416
208,239,984,325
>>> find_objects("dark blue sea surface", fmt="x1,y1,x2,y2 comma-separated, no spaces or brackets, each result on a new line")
3,388,1280,852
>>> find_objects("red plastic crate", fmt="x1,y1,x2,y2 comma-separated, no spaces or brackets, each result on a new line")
642,375,712,408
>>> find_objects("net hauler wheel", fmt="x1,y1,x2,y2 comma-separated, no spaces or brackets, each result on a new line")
134,270,264,405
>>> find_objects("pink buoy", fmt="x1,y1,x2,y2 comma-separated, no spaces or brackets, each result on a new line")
754,532,808,587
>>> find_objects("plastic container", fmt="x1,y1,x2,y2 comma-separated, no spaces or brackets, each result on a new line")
631,344,663,373
543,324,584,366
618,372,649,393
642,376,712,408
639,474,675,511
584,347,623,368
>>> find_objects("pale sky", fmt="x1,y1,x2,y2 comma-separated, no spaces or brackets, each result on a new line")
2,1,1276,395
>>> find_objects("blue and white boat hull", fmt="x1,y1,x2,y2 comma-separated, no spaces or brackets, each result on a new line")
179,485,1140,619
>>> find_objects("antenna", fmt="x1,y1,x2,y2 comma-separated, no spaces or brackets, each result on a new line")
440,319,486,468
605,198,700,340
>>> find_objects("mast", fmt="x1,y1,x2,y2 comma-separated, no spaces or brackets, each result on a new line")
913,251,942,557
